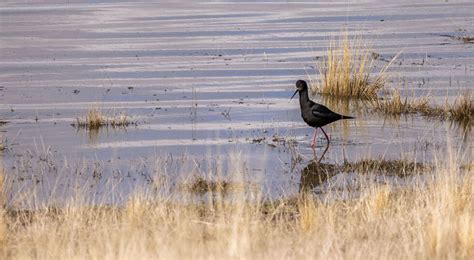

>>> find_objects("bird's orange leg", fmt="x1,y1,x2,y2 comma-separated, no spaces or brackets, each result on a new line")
311,128,318,147
320,127,330,146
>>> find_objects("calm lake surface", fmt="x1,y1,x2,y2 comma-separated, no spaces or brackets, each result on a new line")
0,0,472,206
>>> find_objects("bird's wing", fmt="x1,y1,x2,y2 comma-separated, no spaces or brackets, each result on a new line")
311,104,339,118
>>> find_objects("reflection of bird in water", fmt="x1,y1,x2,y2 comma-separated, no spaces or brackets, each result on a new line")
299,143,333,193
299,159,338,193
291,80,354,147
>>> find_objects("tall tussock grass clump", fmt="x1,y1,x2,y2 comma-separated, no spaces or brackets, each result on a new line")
312,32,395,100
0,153,473,259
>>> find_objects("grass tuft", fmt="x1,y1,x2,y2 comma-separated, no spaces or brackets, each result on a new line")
84,107,105,129
375,91,473,125
312,32,395,99
73,107,133,130
0,136,5,152
448,93,473,123
374,90,430,115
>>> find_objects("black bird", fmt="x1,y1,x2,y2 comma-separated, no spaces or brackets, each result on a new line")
291,80,354,147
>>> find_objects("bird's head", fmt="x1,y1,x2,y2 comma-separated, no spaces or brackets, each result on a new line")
291,80,308,99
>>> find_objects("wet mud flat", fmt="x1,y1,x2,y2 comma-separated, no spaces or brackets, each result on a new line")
0,0,473,206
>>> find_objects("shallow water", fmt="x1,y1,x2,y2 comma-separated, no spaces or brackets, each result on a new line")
0,0,473,205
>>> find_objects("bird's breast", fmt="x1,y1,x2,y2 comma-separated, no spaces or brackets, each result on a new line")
300,107,317,126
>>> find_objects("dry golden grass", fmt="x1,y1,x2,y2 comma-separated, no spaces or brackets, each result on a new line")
375,91,473,125
84,107,105,129
73,107,132,130
461,36,474,43
0,153,473,259
448,93,473,123
449,34,474,44
0,132,4,152
311,32,395,99
375,89,430,115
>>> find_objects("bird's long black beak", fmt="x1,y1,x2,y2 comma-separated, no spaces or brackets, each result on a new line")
290,89,298,99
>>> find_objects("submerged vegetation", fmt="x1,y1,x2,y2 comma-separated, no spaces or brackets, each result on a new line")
311,32,395,100
72,107,134,130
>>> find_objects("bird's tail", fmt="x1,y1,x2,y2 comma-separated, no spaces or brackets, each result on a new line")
341,115,355,119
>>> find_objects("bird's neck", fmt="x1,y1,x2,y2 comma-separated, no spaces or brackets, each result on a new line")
299,89,311,108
